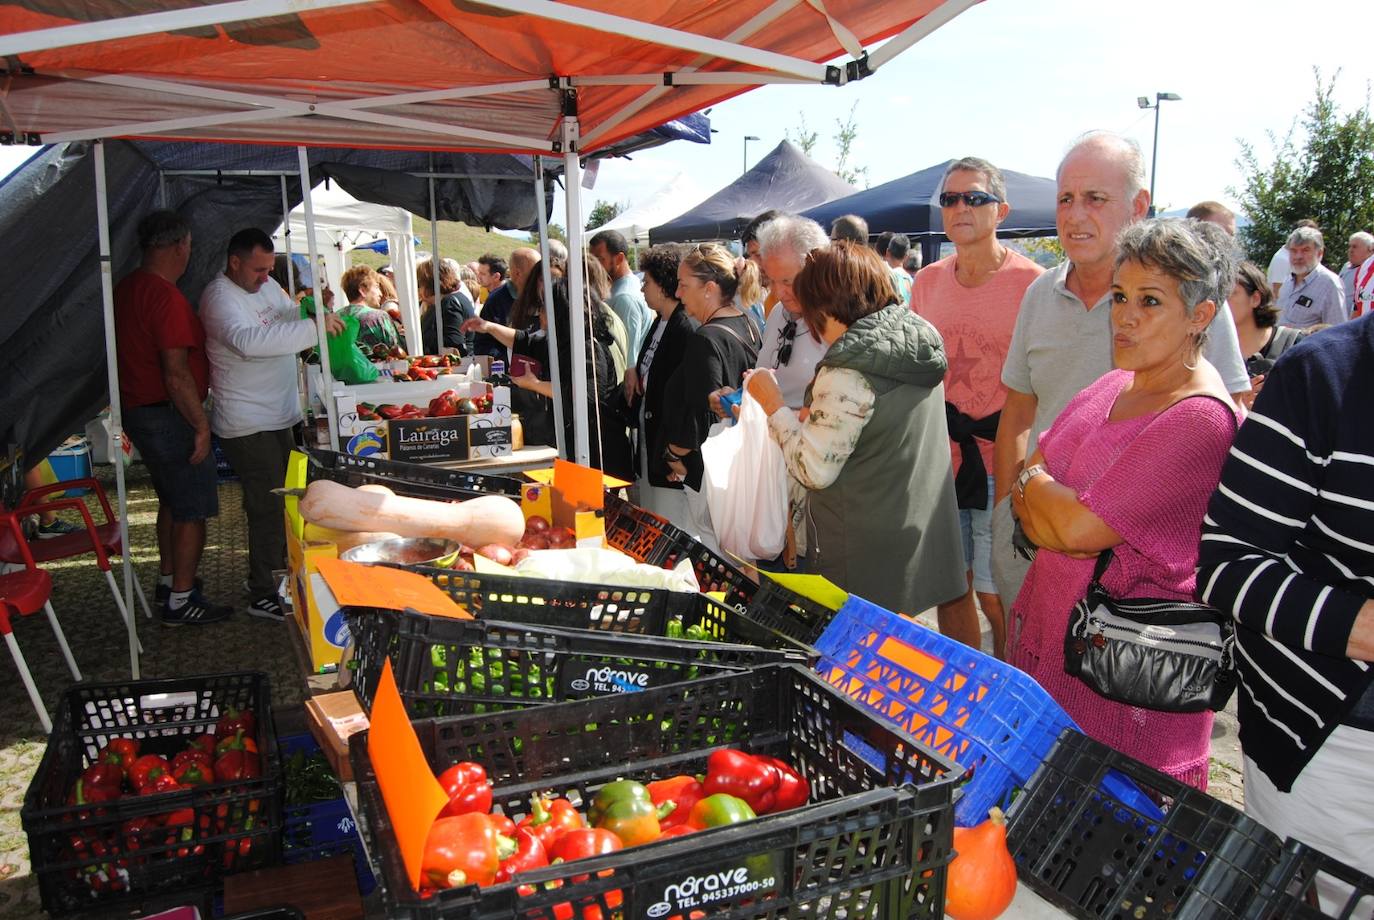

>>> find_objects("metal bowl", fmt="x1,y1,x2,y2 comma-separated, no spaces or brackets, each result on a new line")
338,537,462,568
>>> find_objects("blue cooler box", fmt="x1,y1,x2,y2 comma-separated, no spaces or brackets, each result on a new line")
44,440,92,497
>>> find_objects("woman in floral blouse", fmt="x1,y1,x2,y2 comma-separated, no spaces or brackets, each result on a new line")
747,242,965,615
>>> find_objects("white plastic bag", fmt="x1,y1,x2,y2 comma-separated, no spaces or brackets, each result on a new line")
699,390,788,560
513,547,701,593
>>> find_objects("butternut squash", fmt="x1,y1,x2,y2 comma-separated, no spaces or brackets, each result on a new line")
298,480,525,549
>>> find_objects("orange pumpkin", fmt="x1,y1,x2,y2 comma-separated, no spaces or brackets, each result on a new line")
944,806,1017,920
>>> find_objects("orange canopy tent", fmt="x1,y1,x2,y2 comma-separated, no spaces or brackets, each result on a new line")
0,0,975,678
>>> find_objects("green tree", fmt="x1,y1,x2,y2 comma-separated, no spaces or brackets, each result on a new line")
833,102,869,188
528,221,567,252
1232,70,1374,268
785,113,818,156
787,103,869,188
585,199,626,232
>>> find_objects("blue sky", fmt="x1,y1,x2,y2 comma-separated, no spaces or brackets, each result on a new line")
2,0,1366,232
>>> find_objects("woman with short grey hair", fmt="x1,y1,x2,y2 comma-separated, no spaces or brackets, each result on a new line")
1006,218,1241,788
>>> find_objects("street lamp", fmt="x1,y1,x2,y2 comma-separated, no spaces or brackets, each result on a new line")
1137,92,1181,217
743,135,760,175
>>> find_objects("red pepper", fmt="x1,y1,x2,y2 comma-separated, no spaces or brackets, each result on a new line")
172,759,214,787
547,827,622,879
657,824,696,839
213,746,261,782
214,706,256,740
79,762,124,793
67,777,121,808
139,773,185,796
494,827,548,883
436,762,493,818
703,749,779,814
98,738,140,779
428,389,461,418
214,729,258,757
647,775,705,828
518,795,586,851
128,754,172,792
421,812,515,890
172,748,212,774
120,816,158,860
757,755,808,812
490,813,517,837
377,403,404,420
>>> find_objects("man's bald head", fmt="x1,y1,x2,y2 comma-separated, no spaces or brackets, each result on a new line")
1058,131,1148,200
508,247,540,293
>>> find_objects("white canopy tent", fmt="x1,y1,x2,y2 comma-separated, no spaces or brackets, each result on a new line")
593,172,707,247
0,0,976,677
273,184,423,354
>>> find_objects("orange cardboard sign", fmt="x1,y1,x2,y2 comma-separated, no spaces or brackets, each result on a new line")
314,557,471,619
369,660,450,892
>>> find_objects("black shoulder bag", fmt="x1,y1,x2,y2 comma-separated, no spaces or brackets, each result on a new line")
1063,547,1238,713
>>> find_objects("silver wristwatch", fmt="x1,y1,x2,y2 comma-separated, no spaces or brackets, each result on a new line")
1016,463,1047,497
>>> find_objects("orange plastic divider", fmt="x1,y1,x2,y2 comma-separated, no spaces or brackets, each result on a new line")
315,557,472,619
368,660,450,892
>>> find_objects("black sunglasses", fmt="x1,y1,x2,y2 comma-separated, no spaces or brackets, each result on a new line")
777,317,798,367
938,190,1002,208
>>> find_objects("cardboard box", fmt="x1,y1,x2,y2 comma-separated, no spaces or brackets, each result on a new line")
521,460,608,548
385,383,513,463
305,691,369,784
283,452,350,673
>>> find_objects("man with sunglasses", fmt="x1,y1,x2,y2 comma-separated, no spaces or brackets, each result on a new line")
912,158,1044,657
989,131,1251,615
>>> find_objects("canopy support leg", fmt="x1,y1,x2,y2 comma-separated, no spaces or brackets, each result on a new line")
297,146,337,448
560,116,590,466
532,159,566,458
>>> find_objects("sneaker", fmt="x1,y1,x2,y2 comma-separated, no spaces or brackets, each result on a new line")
161,592,233,627
154,577,205,605
246,595,286,622
36,519,82,539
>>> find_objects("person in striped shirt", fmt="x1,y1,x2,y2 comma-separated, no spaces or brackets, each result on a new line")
1198,315,1374,903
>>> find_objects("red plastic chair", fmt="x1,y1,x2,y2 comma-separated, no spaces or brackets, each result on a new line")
3,478,155,634
0,507,82,733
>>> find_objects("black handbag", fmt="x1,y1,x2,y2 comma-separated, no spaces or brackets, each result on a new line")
1063,548,1237,713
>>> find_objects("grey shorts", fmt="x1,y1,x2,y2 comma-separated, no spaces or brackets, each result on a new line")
123,404,219,522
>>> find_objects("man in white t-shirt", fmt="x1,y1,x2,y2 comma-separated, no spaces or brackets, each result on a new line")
200,228,343,621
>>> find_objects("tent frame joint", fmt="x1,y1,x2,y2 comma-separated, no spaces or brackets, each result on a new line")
844,51,872,83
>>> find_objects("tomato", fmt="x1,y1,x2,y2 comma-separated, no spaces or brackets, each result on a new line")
524,515,550,534
546,527,577,548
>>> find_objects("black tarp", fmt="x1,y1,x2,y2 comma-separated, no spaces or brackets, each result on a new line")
0,118,711,465
800,159,1058,263
649,140,856,244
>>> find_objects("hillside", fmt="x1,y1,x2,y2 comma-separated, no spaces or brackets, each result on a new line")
349,220,531,271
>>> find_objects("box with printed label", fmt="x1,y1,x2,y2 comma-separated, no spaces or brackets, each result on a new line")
384,384,512,463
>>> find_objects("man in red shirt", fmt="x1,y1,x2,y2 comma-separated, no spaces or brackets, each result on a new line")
115,211,229,626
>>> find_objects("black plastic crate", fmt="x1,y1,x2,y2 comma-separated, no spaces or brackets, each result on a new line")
658,532,758,609
409,564,671,633
306,448,524,500
744,577,842,646
21,672,283,916
278,733,377,896
352,663,960,919
343,606,802,716
1246,838,1374,918
1007,729,1283,920
669,590,822,663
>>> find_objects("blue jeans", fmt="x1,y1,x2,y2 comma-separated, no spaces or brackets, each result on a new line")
123,404,219,522
958,475,995,594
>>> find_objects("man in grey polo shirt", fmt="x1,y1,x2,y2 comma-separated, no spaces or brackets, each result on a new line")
989,131,1251,615
1277,226,1347,328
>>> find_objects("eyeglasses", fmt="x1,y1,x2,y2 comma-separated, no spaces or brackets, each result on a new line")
777,317,798,367
938,190,1002,208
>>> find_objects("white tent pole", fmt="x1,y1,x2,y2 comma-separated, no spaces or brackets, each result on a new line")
93,139,139,680
466,0,828,81
531,159,566,457
0,0,379,56
393,214,422,356
297,147,338,447
428,175,442,353
561,117,590,466
866,0,977,71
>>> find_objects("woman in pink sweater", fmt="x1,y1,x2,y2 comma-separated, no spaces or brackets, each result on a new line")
1007,219,1240,788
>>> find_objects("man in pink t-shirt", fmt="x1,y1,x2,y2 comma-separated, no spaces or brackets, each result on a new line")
912,157,1044,657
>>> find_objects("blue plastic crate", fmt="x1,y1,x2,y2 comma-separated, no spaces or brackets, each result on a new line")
278,734,375,895
814,595,1080,826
